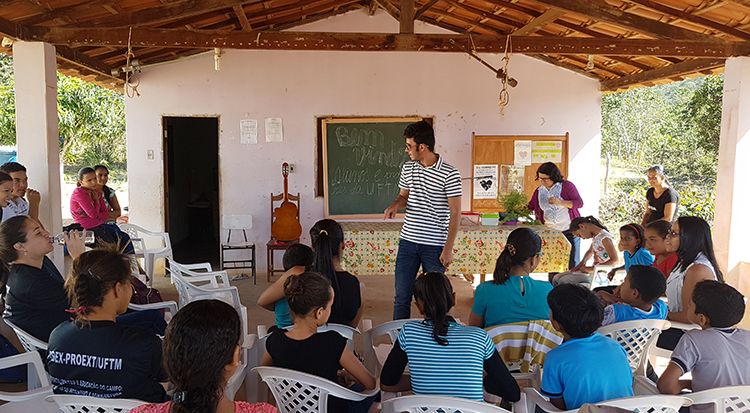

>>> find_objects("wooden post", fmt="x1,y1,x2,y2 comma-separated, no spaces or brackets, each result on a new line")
400,0,415,34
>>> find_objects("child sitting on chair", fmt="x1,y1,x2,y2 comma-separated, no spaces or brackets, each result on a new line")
600,265,667,325
657,280,750,409
257,243,314,330
541,284,634,411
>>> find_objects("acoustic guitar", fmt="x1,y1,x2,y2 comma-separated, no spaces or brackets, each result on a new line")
271,163,302,242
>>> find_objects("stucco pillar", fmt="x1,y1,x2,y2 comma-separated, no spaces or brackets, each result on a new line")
714,56,750,327
12,41,64,269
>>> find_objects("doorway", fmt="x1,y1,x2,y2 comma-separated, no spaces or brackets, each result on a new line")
163,116,220,265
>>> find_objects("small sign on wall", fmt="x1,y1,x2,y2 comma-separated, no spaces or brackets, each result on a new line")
473,164,498,199
240,119,258,144
532,141,563,163
265,118,283,142
514,140,532,166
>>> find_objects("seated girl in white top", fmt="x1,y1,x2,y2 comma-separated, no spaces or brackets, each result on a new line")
657,216,723,350
552,216,618,286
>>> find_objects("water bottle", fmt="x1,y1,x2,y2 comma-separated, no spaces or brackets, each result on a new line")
51,231,95,246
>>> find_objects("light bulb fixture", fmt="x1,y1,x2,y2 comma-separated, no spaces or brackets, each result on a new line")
586,55,595,70
214,48,223,71
1,37,13,47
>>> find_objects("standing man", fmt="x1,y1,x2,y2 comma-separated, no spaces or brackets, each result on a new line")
0,162,41,224
385,121,462,320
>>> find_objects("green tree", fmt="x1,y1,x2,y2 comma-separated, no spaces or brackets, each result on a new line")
0,53,126,167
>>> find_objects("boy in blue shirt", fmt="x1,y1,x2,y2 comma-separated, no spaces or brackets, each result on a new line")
601,265,667,326
541,284,634,411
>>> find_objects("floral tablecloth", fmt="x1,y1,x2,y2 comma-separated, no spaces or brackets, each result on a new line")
340,222,570,276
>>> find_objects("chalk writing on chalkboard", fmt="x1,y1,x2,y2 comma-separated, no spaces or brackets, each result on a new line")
323,118,421,218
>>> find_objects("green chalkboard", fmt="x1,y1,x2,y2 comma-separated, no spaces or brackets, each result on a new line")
323,118,422,218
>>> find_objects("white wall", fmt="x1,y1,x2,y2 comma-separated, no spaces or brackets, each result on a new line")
125,9,602,268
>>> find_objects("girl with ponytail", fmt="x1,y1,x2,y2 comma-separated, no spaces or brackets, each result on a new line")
552,216,619,286
469,227,552,328
381,272,520,403
131,300,276,413
262,272,377,413
47,246,169,402
309,219,364,328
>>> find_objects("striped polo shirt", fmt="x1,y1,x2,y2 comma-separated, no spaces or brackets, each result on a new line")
398,155,462,246
398,321,495,401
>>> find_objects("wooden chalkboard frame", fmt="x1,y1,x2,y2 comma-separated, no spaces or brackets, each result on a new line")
322,117,423,219
471,133,569,213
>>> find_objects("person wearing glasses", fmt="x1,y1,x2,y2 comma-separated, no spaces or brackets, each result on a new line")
469,227,553,328
657,216,723,351
385,120,462,320
527,162,583,270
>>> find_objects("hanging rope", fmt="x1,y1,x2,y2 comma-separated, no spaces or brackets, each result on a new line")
498,35,512,114
124,27,140,99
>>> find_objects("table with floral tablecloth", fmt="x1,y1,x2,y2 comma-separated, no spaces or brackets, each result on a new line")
339,222,570,276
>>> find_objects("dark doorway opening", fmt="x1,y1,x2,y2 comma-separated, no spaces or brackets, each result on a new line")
163,116,220,266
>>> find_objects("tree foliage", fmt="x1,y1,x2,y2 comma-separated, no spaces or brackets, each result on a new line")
0,53,126,168
600,76,721,227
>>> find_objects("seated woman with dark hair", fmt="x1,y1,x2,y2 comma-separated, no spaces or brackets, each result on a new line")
469,227,552,328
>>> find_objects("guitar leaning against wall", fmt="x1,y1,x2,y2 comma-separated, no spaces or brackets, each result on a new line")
271,163,302,242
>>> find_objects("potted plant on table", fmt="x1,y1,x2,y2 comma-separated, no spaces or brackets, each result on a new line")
498,190,539,225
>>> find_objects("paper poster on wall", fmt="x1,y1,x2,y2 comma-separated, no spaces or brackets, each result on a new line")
500,165,525,195
532,141,563,163
265,118,284,142
240,119,258,144
472,164,498,199
514,140,532,166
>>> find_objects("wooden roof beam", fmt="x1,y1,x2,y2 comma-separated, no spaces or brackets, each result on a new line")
372,0,401,20
233,5,253,31
526,0,719,41
601,57,725,90
624,0,750,41
401,0,415,33
513,9,566,36
414,0,440,19
439,0,522,30
24,28,750,57
268,4,361,31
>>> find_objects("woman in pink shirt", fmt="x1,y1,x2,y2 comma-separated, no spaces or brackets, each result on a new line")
70,167,135,254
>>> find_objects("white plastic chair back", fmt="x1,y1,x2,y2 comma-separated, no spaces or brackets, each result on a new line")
0,352,52,402
45,394,146,413
244,333,270,403
362,319,420,374
686,385,750,413
253,366,377,413
596,319,671,376
119,223,173,286
3,319,48,352
382,394,511,413
522,388,690,413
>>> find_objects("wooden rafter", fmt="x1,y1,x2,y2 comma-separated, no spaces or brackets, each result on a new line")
425,7,506,34
601,57,726,90
268,4,361,31
513,9,566,36
18,0,119,26
439,0,522,30
401,0,415,33
21,27,750,57
233,5,253,31
526,0,720,41
71,0,255,28
369,0,379,16
249,0,363,29
624,0,750,41
372,0,401,19
414,0,440,19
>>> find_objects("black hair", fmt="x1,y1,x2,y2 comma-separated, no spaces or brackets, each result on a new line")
163,300,241,413
0,171,11,186
0,162,26,174
569,216,608,233
94,165,113,200
620,223,646,250
692,280,745,328
536,162,564,183
413,271,453,346
309,219,343,308
547,284,604,339
648,165,669,184
65,245,133,327
645,220,671,239
403,120,435,152
627,265,666,304
492,227,541,285
0,216,32,295
674,216,724,282
77,167,96,187
282,243,315,272
284,272,332,320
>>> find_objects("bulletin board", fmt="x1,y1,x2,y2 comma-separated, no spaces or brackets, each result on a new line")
471,133,569,213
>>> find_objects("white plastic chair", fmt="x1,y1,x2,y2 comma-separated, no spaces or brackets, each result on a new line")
361,319,420,375
382,394,511,413
686,385,750,413
596,319,671,376
45,394,146,412
127,300,178,317
253,366,378,413
3,319,48,353
166,258,248,337
0,352,53,402
523,388,690,413
284,323,362,350
119,223,173,287
648,321,701,363
244,329,272,403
